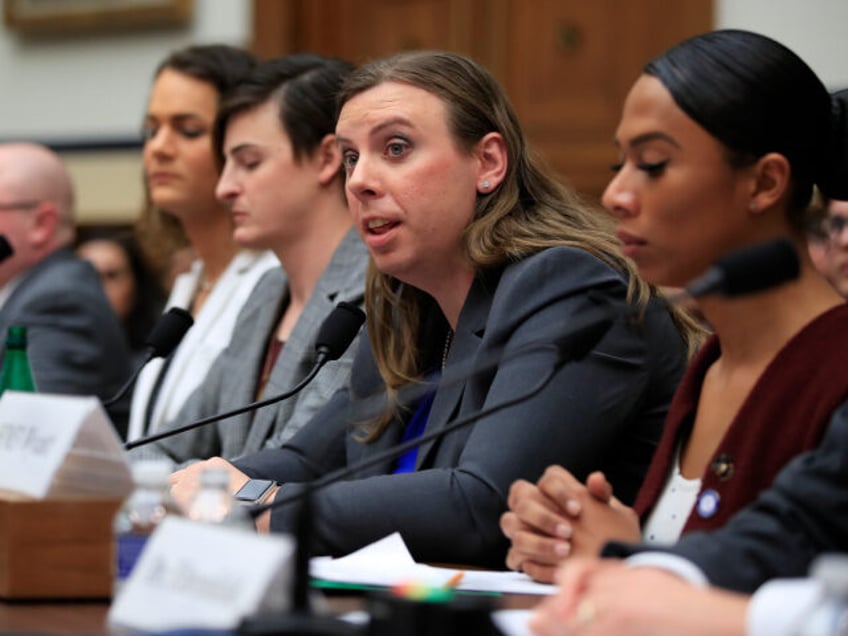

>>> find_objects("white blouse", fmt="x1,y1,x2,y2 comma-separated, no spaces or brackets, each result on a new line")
126,250,278,441
641,447,702,545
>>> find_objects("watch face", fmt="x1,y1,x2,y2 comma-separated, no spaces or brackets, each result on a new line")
235,479,275,502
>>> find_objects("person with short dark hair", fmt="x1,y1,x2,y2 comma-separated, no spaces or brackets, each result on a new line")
129,54,367,468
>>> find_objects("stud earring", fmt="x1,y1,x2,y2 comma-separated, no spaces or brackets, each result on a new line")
749,201,759,212
481,180,491,190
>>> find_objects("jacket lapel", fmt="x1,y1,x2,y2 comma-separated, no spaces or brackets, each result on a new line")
414,273,495,470
240,274,289,453
249,228,368,451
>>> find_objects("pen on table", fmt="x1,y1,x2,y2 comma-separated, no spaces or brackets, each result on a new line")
442,571,465,590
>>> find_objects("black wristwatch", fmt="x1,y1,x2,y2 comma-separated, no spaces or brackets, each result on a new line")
233,478,276,504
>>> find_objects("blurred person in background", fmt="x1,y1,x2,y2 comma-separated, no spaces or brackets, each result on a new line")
129,44,278,443
0,143,132,435
129,54,368,467
76,229,165,364
806,192,848,298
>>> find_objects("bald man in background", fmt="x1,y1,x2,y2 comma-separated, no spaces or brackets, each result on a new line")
0,143,132,436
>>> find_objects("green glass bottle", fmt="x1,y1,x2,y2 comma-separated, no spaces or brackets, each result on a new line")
0,326,36,395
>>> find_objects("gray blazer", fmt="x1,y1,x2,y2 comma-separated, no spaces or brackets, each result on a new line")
0,247,133,436
235,246,688,568
131,228,368,465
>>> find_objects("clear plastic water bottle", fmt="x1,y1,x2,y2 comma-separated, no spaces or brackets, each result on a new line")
187,466,249,527
796,554,848,636
112,460,180,597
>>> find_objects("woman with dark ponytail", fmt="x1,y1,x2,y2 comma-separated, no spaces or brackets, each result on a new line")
505,29,848,599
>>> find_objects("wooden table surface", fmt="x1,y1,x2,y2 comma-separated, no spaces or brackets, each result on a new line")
0,592,542,634
0,599,110,634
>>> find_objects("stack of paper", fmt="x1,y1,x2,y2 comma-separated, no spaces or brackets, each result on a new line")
311,532,556,596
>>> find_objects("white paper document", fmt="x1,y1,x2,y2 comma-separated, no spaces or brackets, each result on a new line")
310,532,556,596
109,517,295,632
493,609,535,636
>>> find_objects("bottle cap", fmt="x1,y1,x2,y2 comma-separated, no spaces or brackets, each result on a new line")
810,553,848,599
200,467,230,489
130,460,174,487
5,326,27,347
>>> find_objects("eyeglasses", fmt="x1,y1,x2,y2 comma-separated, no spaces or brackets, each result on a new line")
0,200,40,212
825,214,848,239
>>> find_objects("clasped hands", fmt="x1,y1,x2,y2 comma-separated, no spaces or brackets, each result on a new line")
500,465,641,583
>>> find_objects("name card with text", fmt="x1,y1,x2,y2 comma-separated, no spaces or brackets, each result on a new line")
0,391,131,499
108,517,295,632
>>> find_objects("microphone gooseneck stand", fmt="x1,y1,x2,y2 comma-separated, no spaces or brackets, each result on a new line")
232,236,804,635
237,343,569,636
102,307,195,409
124,302,365,451
124,356,330,450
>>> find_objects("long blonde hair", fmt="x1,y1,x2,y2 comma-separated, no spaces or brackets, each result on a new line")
340,51,704,439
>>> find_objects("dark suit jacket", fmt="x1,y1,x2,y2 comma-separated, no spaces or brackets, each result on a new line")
0,248,133,436
606,397,848,594
234,246,688,567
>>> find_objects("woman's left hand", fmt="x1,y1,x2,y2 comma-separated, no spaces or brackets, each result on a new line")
169,456,250,512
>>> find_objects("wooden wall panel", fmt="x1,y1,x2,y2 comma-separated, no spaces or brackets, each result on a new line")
251,0,712,196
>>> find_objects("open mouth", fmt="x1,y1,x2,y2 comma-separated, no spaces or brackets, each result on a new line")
366,218,399,235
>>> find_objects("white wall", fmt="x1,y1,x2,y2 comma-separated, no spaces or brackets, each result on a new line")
0,1,251,224
0,0,251,143
1,1,845,223
8,1,840,147
716,0,848,90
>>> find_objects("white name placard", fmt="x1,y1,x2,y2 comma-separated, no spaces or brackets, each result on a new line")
0,391,131,499
108,517,295,632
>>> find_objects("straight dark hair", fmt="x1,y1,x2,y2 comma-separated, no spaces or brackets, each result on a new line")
214,54,354,168
155,44,257,98
645,29,848,229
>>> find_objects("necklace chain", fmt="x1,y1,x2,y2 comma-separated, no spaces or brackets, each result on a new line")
198,272,220,293
441,329,453,371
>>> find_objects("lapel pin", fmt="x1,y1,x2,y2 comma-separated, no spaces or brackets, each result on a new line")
710,453,735,481
696,489,720,519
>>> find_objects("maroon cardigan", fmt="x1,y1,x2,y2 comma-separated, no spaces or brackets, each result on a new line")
634,303,848,533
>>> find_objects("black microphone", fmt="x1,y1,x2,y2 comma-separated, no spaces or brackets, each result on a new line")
102,307,194,408
384,293,619,415
0,236,13,263
682,237,800,299
124,302,366,451
144,306,195,359
251,294,617,515
238,297,617,636
249,324,609,519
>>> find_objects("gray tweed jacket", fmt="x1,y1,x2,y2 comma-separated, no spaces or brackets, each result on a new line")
129,228,367,466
